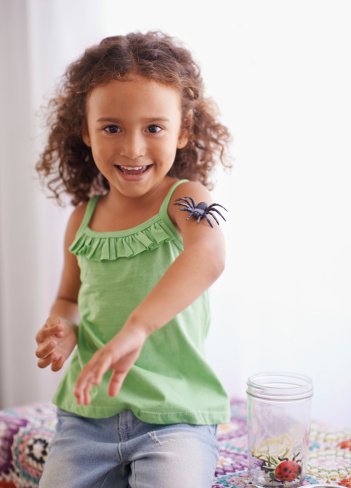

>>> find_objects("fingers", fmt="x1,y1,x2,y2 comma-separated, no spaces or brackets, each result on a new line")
108,371,128,398
51,355,65,372
73,331,143,406
36,340,57,360
35,323,64,344
74,370,94,406
35,318,65,370
74,352,112,406
37,351,64,370
37,352,57,369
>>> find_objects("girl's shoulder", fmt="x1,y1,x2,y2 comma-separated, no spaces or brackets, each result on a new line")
65,202,89,247
172,179,210,197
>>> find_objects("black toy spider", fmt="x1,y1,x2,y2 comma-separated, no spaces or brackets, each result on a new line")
174,196,228,228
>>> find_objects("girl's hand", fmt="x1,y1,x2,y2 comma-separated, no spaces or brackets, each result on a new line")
74,324,148,405
35,316,77,372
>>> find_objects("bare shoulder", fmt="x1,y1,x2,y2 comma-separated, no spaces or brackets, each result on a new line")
64,202,88,247
173,180,212,200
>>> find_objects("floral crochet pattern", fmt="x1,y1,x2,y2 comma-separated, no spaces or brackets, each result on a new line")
0,404,56,487
0,415,28,474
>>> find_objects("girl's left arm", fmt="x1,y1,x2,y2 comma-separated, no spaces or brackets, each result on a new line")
129,180,226,331
74,181,226,405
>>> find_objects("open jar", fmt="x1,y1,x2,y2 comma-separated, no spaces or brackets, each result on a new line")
247,372,313,488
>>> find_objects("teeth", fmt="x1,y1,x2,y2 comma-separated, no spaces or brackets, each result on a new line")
120,166,145,171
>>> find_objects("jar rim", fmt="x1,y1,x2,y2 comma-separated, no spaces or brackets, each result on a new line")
246,371,313,401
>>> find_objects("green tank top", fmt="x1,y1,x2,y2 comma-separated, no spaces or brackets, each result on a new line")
52,180,230,424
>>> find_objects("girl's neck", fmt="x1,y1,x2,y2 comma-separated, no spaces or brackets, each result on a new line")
88,177,177,232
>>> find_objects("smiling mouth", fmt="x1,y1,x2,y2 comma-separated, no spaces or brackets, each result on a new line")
115,165,151,175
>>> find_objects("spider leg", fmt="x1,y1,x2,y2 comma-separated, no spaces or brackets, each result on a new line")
174,202,191,210
183,196,197,207
206,207,226,221
174,205,191,212
186,211,195,220
174,197,195,208
204,214,214,228
207,203,228,212
173,198,192,208
207,211,220,226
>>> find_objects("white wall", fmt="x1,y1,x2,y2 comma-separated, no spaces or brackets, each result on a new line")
1,0,350,428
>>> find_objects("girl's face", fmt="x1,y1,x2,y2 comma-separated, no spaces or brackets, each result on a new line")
83,77,187,199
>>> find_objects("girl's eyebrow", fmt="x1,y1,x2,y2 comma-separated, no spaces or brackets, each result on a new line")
142,117,171,123
96,116,171,123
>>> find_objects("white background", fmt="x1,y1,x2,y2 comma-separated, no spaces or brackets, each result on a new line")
0,0,350,427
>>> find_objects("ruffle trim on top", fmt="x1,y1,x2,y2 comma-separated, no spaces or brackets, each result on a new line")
69,219,175,261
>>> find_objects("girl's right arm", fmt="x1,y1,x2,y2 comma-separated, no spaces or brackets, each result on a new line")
35,204,86,372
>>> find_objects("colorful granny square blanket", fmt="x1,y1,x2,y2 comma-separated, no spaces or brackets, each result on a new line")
1,398,351,487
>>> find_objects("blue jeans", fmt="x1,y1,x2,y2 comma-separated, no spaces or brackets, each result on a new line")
39,408,219,488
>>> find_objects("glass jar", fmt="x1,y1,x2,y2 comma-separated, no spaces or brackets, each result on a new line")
247,372,313,488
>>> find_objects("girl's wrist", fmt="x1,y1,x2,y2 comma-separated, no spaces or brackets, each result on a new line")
63,320,79,339
50,315,79,338
70,323,79,337
123,313,154,340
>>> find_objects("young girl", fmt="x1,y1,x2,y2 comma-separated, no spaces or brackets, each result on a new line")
35,31,232,488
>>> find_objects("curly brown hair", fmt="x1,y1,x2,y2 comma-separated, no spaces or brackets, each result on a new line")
36,31,232,205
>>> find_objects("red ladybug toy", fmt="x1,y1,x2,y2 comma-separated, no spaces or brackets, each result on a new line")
274,459,301,482
262,454,302,483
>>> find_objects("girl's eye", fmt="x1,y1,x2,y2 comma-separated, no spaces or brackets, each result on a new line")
146,124,162,134
103,125,121,134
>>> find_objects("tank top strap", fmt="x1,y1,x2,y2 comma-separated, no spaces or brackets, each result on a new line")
77,196,100,234
159,179,188,219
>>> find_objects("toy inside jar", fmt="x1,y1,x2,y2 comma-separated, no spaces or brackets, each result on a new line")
247,372,313,488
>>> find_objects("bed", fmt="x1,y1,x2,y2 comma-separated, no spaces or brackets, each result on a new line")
1,398,351,487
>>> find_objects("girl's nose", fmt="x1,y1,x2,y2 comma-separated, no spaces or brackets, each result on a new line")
119,132,146,160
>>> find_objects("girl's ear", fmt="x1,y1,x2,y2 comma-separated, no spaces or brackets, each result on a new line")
82,119,91,147
177,131,189,149
177,110,193,149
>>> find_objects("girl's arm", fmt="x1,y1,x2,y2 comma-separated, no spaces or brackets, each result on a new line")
75,181,226,404
35,205,85,371
129,180,226,332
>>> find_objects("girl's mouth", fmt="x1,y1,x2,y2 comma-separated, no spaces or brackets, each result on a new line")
115,165,151,176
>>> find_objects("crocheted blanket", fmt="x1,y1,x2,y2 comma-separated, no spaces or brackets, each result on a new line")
1,398,351,487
